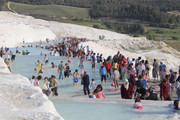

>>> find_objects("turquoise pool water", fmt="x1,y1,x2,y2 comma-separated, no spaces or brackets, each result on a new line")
54,102,172,120
7,47,50,56
5,47,115,97
5,46,178,120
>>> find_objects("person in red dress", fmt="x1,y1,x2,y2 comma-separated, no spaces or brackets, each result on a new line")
121,79,133,99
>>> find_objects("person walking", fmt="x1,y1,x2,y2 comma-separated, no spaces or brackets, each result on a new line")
44,54,49,64
64,63,70,78
99,65,107,84
73,69,79,87
82,71,90,95
78,59,84,76
160,75,171,101
104,60,111,77
137,61,145,76
58,61,64,80
145,60,150,81
113,69,120,90
159,61,166,81
35,60,41,75
152,59,159,82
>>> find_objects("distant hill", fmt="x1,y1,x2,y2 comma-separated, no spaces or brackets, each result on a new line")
7,0,180,24
8,0,180,12
1,0,180,42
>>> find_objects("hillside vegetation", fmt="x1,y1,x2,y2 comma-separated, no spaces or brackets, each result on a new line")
9,2,89,20
0,0,5,10
1,0,180,44
8,0,180,11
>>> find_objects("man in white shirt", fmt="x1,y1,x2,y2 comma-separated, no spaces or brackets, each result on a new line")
137,61,145,76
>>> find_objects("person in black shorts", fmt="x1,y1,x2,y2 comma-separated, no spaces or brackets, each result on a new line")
99,65,107,83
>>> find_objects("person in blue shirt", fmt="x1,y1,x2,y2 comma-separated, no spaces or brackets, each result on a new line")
127,57,131,65
134,75,149,98
159,61,167,81
99,65,107,83
159,61,166,71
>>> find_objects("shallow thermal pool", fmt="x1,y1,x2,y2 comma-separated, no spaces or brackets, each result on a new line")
5,47,111,97
54,102,174,120
6,46,178,120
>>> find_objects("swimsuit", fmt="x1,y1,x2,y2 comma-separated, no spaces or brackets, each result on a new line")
74,77,78,83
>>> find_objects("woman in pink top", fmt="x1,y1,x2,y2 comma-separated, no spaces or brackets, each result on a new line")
93,84,106,98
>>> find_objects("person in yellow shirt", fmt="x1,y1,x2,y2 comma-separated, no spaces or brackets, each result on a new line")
35,60,41,75
112,60,118,71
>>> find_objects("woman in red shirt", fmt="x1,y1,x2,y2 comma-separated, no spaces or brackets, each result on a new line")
104,60,111,77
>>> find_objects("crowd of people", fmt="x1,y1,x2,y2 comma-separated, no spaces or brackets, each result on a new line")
1,37,180,111
28,37,180,103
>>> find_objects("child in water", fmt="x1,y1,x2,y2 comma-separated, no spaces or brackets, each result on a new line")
168,100,179,120
30,76,35,86
134,98,143,109
73,69,79,87
93,84,106,98
51,62,57,68
170,100,180,110
34,75,42,86
35,60,41,75
90,78,97,91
